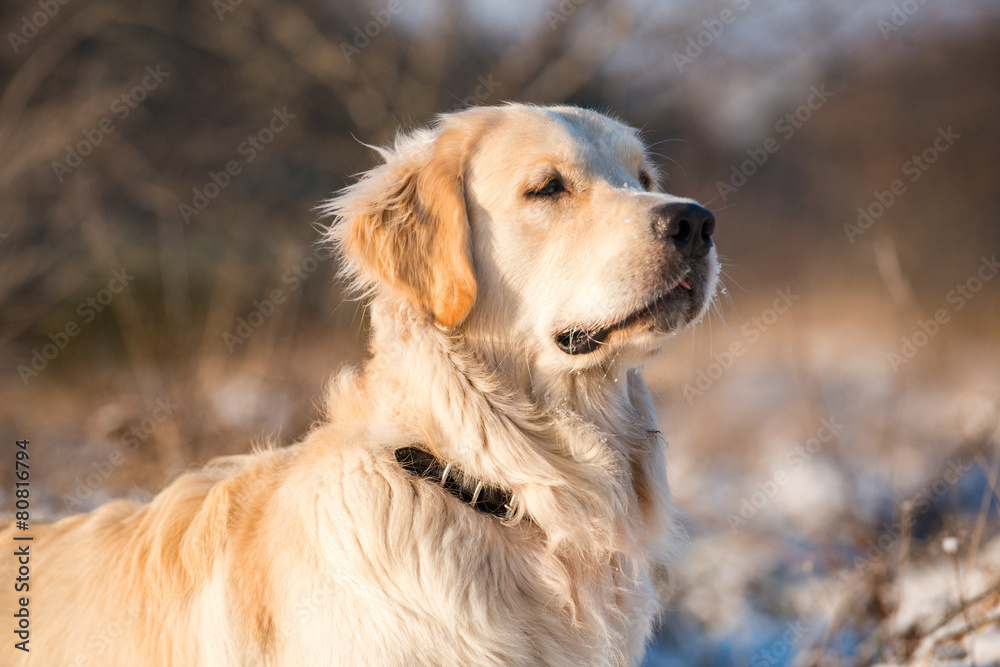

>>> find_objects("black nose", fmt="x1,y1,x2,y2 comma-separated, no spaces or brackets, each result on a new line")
652,202,715,258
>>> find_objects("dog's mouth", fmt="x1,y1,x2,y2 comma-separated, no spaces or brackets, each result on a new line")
555,274,703,356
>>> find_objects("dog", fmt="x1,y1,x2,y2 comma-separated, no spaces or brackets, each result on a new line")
2,103,717,666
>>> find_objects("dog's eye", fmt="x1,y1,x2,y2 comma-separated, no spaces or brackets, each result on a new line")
638,170,653,191
531,178,566,197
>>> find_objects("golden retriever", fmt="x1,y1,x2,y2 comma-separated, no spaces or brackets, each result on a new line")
2,103,718,666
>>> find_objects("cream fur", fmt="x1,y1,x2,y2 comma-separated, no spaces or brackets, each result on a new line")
1,104,717,666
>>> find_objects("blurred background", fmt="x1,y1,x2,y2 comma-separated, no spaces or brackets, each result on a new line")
1,0,999,664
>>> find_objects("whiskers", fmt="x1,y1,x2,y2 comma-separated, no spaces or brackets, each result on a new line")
682,255,741,375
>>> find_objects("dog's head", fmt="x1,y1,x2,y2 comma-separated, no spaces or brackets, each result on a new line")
327,104,718,373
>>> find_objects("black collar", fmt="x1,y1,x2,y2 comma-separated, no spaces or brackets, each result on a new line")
394,446,515,520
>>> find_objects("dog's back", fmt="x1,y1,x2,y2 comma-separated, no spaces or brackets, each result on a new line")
1,447,295,666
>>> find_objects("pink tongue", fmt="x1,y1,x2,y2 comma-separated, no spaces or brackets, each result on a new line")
679,279,692,290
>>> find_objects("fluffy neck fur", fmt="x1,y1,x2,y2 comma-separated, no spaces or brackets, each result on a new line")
326,294,684,654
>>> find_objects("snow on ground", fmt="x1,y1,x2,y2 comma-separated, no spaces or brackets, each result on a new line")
643,291,1000,665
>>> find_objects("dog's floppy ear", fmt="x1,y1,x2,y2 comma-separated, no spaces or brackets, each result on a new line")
328,120,479,329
